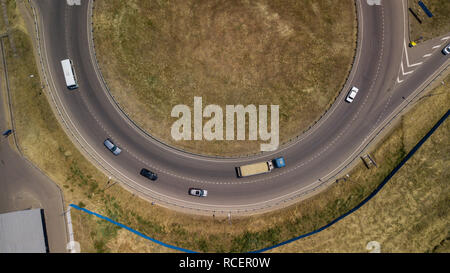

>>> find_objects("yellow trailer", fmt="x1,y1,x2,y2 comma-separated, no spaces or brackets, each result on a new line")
236,161,274,177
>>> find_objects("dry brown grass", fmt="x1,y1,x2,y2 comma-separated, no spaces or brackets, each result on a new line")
93,0,356,156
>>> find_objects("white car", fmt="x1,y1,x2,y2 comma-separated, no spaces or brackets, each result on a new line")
346,86,359,103
189,188,208,197
103,138,122,155
442,44,450,55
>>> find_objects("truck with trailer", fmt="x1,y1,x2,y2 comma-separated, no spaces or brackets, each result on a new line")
236,157,286,178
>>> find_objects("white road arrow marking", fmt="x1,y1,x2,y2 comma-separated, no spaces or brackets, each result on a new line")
366,0,382,6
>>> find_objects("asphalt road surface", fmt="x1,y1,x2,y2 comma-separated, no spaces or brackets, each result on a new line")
30,0,449,214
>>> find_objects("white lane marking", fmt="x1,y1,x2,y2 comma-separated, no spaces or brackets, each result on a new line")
37,5,325,209
32,0,252,210
87,1,369,165
82,0,444,208
67,0,81,6
401,1,422,68
366,241,382,253
218,0,368,161
401,61,413,75
325,60,450,187
441,36,450,41
423,53,432,58
403,42,423,67
432,44,442,49
397,0,407,84
366,0,382,5
65,207,80,253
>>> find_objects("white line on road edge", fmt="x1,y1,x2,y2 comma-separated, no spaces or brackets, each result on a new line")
432,44,443,49
28,0,447,214
423,53,432,58
401,1,422,68
441,36,450,41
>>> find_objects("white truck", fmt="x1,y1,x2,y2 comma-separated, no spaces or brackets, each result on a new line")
236,157,286,178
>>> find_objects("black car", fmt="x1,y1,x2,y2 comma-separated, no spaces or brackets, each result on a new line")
140,168,158,181
443,44,450,55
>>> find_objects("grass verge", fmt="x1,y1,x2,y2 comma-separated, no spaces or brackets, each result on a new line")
92,0,357,156
3,0,448,252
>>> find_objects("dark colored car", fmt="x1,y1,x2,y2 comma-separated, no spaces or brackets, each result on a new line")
188,188,208,197
345,86,359,103
442,44,450,55
140,168,158,181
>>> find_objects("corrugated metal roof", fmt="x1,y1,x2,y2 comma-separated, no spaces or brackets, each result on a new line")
0,209,47,253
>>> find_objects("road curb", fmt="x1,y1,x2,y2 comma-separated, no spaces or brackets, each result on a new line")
86,0,360,160
21,0,450,216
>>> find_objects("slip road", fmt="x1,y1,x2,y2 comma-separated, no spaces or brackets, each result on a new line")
179,257,271,271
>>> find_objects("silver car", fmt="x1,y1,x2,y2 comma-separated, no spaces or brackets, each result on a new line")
103,138,121,155
346,86,359,103
189,188,208,197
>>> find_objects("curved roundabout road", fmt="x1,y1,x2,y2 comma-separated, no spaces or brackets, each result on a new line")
30,0,449,215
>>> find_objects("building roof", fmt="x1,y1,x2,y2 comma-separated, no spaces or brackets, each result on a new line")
0,209,48,253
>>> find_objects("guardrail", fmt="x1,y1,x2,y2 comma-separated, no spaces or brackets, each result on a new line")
24,0,450,216
69,106,450,252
